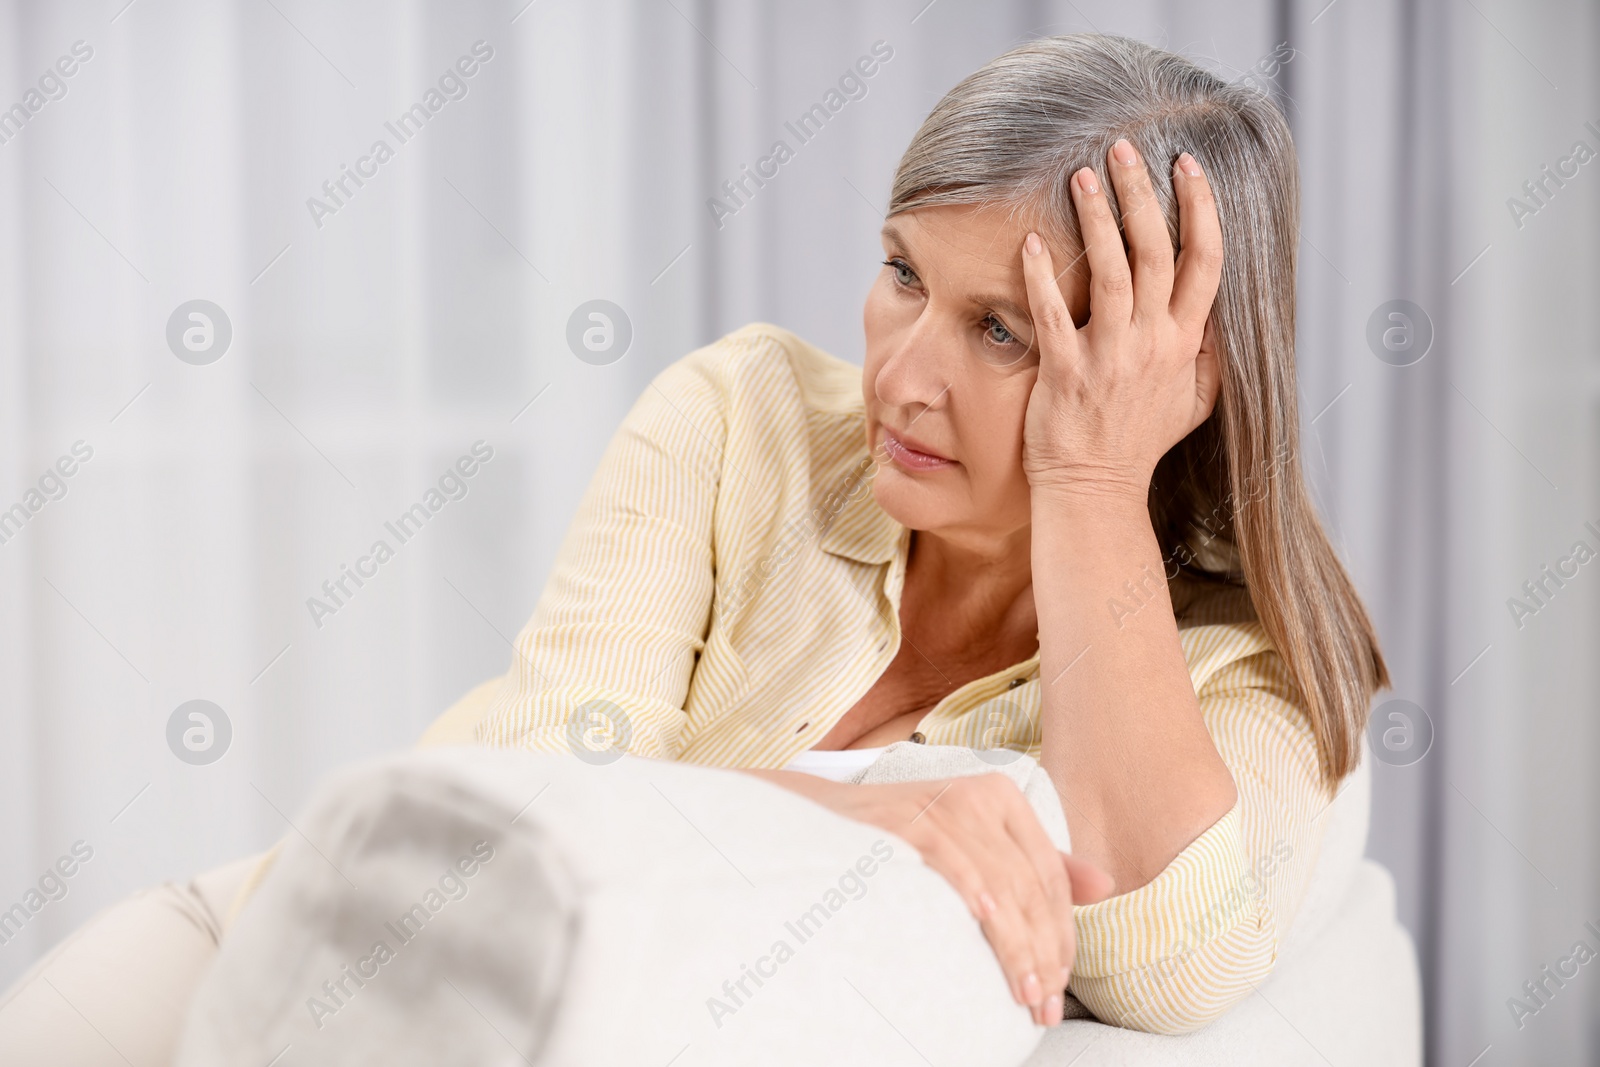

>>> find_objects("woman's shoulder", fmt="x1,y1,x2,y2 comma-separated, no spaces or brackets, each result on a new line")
1171,576,1318,752
672,322,864,418
1171,576,1288,693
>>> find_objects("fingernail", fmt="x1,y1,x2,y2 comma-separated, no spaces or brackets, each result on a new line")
1111,138,1137,166
1024,232,1041,256
1022,972,1042,1005
1076,167,1098,195
1177,151,1202,178
1060,965,1071,985
1046,993,1063,1025
979,891,998,916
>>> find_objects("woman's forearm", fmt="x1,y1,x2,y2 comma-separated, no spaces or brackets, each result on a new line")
1031,486,1237,893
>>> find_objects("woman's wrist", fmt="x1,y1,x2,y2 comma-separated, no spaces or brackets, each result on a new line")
1027,476,1151,527
1029,481,1160,577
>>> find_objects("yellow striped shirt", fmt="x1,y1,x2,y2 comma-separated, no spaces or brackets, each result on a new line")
477,322,1331,1034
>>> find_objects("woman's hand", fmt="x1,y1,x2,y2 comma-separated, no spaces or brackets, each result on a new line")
747,768,1114,1027
1020,139,1225,500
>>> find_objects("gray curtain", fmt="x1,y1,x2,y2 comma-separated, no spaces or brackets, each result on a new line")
1,0,1595,1062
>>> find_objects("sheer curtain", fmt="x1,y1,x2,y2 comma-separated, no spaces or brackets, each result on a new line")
1286,0,1599,1062
1,1,1595,1063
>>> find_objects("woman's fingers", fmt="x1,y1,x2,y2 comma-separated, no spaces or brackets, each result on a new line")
973,858,1053,1019
1067,163,1135,333
1167,151,1225,338
1061,851,1116,905
825,776,1083,1026
982,837,1062,1023
1000,785,1077,978
969,777,1071,1024
1019,231,1080,376
917,825,1000,924
919,777,1068,1024
900,782,1044,1009
1103,137,1176,327
1011,872,1066,1024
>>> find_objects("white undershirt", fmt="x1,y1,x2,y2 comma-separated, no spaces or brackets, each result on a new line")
780,744,891,782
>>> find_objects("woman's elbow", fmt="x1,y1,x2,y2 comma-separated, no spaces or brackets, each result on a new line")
1070,915,1278,1034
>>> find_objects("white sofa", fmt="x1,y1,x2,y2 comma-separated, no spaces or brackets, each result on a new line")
173,689,1421,1066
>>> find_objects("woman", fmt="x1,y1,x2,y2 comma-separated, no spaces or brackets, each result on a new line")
477,31,1385,1034
0,31,1385,1057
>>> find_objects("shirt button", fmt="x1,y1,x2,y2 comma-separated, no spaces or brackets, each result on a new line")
1008,677,1026,689
910,731,926,744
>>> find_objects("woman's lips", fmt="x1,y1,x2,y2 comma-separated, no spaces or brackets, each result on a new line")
881,427,955,472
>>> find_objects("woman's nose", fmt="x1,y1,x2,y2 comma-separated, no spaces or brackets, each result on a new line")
873,319,953,415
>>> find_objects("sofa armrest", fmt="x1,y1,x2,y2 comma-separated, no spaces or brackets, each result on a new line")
1022,859,1421,1066
179,746,1053,1066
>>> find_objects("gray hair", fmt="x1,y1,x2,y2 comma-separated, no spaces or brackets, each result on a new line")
889,33,1294,260
887,34,1388,790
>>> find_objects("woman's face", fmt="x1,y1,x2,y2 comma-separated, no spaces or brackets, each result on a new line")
862,203,1089,545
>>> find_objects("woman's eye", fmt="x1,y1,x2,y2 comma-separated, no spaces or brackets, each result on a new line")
883,258,917,288
985,315,1016,346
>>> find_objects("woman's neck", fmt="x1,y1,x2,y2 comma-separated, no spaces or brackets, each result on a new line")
901,526,1039,662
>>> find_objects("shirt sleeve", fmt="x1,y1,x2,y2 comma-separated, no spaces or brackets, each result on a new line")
475,340,730,761
1066,630,1332,1034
